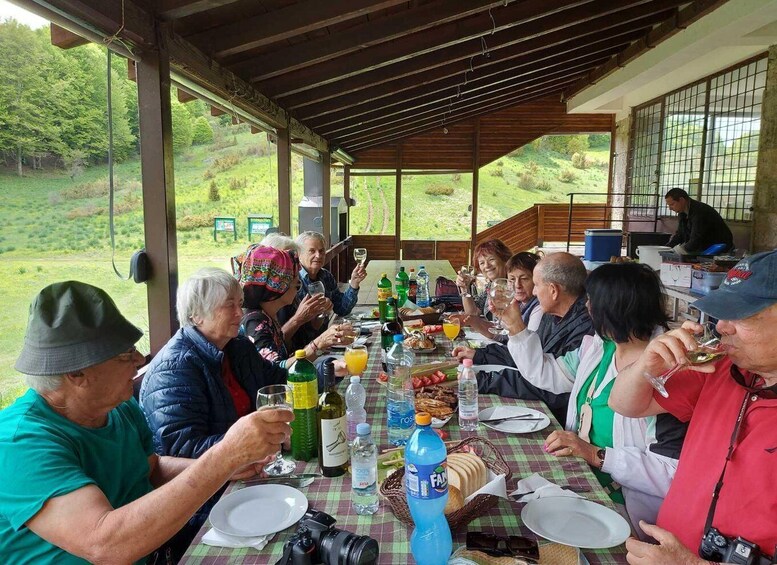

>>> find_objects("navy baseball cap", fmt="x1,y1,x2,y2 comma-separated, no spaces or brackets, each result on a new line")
693,250,777,320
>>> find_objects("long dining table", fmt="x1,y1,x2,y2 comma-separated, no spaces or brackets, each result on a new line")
357,259,459,305
181,325,629,564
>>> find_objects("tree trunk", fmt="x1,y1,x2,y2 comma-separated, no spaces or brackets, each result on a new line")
17,146,22,177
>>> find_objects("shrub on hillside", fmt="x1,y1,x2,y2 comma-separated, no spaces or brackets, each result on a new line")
518,172,536,190
452,173,461,182
203,169,214,180
178,214,213,231
228,177,247,190
571,152,590,170
525,160,539,175
213,153,241,172
66,204,101,219
566,135,589,156
61,179,109,199
489,167,504,177
536,179,552,191
588,133,610,147
425,184,454,196
558,169,578,183
497,160,504,167
208,180,221,201
192,116,214,145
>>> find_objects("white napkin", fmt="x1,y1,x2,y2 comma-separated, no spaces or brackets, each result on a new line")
464,471,508,504
201,528,274,550
464,330,497,344
509,473,584,503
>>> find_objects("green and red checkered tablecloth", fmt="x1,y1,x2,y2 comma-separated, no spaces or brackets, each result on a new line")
181,330,628,564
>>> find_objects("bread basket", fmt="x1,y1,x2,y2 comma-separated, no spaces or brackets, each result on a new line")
379,436,511,530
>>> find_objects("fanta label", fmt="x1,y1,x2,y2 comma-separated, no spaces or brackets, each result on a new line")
406,460,448,500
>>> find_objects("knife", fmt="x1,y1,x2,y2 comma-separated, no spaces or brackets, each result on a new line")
242,473,320,488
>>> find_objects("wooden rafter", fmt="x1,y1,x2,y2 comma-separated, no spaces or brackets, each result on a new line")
311,37,636,135
256,0,679,99
289,17,655,116
228,0,515,82
185,0,409,58
156,0,243,20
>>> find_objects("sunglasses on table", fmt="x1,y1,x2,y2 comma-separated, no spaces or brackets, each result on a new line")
466,531,540,562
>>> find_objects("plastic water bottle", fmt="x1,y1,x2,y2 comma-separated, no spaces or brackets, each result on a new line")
386,334,416,446
416,265,430,307
405,412,452,565
351,423,379,515
345,376,367,443
458,358,479,431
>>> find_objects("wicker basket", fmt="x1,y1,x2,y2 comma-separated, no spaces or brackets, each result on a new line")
379,437,512,530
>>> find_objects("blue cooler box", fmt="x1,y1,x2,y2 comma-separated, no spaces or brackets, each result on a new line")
584,229,623,261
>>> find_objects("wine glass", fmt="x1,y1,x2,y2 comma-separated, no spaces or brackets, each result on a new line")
459,265,475,297
488,278,515,336
308,280,328,319
442,315,461,355
256,384,296,476
354,248,367,265
344,344,369,377
643,322,725,398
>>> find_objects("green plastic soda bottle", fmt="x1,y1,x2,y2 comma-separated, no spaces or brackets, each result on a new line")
395,267,409,307
288,350,318,461
377,273,393,322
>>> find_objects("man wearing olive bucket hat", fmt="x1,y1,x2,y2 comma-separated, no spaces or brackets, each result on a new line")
0,281,292,563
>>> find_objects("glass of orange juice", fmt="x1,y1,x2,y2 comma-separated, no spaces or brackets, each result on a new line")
443,316,461,356
344,344,369,377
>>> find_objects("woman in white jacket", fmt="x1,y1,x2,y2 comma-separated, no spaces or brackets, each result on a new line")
499,262,686,539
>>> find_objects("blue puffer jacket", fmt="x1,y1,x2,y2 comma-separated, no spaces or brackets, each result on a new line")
139,326,287,458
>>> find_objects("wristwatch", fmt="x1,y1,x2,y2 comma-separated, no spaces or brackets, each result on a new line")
596,448,606,470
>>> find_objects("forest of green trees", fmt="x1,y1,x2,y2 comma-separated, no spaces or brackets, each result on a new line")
0,20,216,177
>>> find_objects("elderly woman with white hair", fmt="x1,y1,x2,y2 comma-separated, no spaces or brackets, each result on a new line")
140,267,287,459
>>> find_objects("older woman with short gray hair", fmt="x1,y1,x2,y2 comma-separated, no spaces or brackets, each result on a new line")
140,267,287,460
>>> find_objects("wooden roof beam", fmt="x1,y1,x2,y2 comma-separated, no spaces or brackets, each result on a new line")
229,0,514,82
291,16,656,116
344,86,579,153
258,0,677,99
331,63,603,145
255,0,596,97
156,0,243,20
311,39,633,134
50,22,89,49
186,0,408,59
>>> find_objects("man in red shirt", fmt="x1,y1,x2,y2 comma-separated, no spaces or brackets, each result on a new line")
610,249,777,564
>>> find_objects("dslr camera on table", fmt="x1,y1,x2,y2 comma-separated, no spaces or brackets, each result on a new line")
275,509,379,565
701,527,777,565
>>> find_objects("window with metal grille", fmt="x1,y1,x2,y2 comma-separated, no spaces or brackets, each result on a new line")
626,55,766,222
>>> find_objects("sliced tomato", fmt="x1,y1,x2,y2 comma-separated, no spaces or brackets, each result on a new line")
421,376,432,387
412,377,422,389
378,371,389,382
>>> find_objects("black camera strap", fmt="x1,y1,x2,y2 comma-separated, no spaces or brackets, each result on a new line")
702,388,750,535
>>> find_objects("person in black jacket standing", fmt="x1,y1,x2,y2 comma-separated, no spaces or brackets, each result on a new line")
665,187,734,254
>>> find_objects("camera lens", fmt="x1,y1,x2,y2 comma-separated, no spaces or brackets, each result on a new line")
319,528,379,565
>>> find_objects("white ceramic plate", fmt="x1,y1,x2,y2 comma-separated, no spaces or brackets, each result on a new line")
522,497,631,549
478,406,550,434
209,485,308,537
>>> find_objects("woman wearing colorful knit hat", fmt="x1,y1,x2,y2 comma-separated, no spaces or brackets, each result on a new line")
238,244,353,387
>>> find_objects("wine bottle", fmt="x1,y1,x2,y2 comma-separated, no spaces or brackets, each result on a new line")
317,360,348,477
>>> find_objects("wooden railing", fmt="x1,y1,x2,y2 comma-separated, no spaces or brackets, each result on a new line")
476,203,610,250
325,236,353,283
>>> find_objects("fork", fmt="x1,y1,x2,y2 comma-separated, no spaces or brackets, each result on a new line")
480,414,544,425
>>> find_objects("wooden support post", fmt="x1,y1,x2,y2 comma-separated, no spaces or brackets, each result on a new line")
127,58,137,82
343,165,351,238
470,118,480,261
322,151,331,244
277,127,292,235
395,143,402,259
137,47,178,355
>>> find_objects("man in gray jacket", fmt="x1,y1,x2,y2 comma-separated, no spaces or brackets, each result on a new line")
454,253,593,422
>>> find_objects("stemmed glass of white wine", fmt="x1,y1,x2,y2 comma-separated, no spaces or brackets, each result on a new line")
308,280,328,319
256,384,296,476
354,248,367,265
488,278,515,336
459,265,475,297
643,322,725,398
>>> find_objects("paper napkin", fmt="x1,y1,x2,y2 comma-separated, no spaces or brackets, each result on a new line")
509,473,584,503
201,528,274,550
